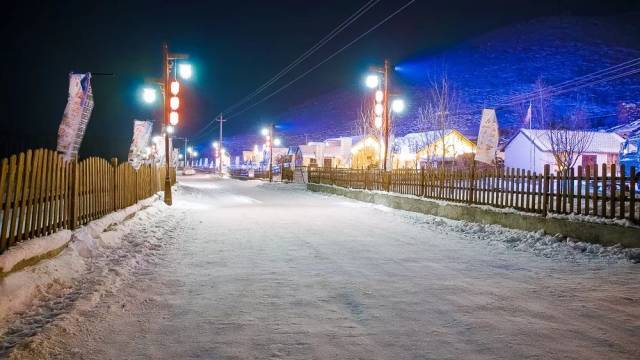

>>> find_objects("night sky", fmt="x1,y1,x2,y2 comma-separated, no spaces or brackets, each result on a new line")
2,0,638,159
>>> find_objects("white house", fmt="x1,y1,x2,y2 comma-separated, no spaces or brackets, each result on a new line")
504,129,628,173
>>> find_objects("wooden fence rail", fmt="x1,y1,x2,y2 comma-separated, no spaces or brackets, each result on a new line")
0,149,176,254
309,164,640,225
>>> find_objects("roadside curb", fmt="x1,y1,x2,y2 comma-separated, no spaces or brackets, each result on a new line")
307,183,640,248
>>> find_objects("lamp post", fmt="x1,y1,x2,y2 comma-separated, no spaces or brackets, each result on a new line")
365,59,405,171
143,42,192,205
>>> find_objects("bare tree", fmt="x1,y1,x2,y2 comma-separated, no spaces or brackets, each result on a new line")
354,96,380,139
417,74,460,168
546,101,594,172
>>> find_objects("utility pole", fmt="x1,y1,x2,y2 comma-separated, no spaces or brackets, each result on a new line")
382,59,390,172
216,114,226,173
269,123,274,182
162,43,172,205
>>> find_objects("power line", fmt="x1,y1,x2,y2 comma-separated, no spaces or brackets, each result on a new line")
192,0,382,139
224,0,416,121
498,57,640,106
220,0,382,116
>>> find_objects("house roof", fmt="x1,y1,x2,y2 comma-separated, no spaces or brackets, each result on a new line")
512,129,624,153
394,130,457,152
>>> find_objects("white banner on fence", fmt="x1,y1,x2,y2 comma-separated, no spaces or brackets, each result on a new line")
57,73,94,161
128,120,153,169
475,108,500,164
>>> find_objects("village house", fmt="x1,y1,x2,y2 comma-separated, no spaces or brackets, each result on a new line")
503,129,628,173
350,135,382,169
392,130,476,169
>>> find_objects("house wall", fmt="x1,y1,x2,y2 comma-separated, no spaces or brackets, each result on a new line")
416,132,475,161
505,132,620,174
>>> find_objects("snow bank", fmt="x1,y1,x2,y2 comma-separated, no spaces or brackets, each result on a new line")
0,230,72,276
0,194,161,323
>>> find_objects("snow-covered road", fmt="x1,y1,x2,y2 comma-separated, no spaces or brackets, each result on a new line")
5,175,640,359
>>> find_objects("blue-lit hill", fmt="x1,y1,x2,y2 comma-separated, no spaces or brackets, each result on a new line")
224,14,640,155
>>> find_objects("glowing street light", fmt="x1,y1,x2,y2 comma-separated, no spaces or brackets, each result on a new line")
212,141,219,149
391,98,405,113
166,125,175,134
365,74,380,89
187,146,193,153
179,63,193,80
273,138,282,146
261,128,269,136
142,87,157,103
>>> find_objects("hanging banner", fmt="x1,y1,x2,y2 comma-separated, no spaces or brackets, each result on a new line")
128,120,153,169
475,108,500,164
171,148,180,167
57,73,94,161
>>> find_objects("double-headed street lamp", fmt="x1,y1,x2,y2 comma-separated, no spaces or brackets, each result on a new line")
364,59,405,171
141,42,193,205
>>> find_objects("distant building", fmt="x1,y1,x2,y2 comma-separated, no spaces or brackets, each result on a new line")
503,129,627,173
393,130,475,169
350,135,382,169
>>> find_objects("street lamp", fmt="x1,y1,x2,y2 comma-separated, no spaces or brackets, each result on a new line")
391,98,405,113
142,87,157,104
178,63,193,80
365,74,380,89
142,42,193,206
273,138,282,146
364,59,405,171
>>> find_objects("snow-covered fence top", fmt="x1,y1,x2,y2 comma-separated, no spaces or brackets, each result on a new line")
0,149,176,255
309,164,640,226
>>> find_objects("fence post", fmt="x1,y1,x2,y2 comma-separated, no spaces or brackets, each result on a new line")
420,167,425,197
111,158,118,211
542,164,550,217
467,161,475,204
69,158,79,230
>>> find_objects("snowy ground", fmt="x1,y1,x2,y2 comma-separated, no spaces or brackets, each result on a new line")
1,175,639,359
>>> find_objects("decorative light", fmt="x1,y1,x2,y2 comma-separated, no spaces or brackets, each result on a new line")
375,90,384,102
169,111,179,125
178,63,193,80
375,116,383,129
166,125,175,134
365,74,379,89
193,151,198,157
178,154,184,159
375,103,384,116
170,96,180,110
187,146,193,153
261,128,269,136
274,138,282,146
170,81,180,95
142,88,157,103
391,98,405,113
152,135,162,144
212,141,219,149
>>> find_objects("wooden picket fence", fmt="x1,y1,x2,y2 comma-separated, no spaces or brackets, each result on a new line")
0,149,176,254
309,163,640,225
